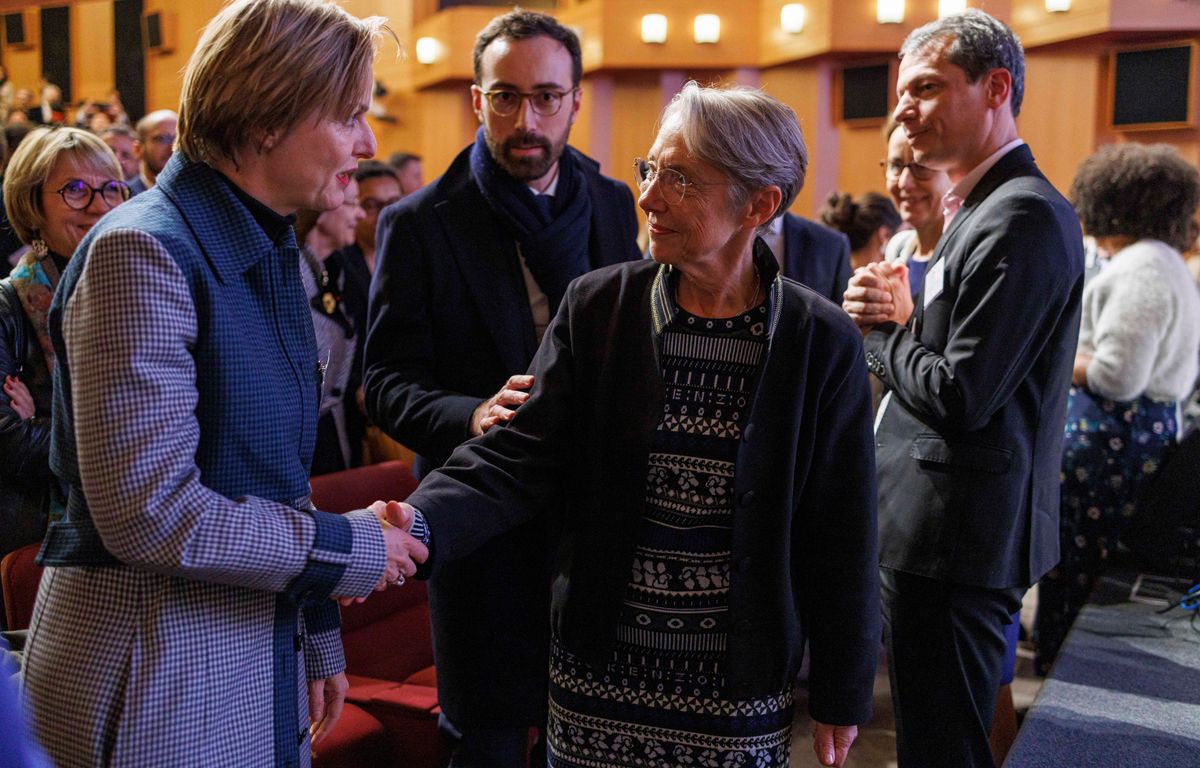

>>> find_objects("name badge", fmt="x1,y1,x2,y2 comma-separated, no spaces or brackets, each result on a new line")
923,259,945,308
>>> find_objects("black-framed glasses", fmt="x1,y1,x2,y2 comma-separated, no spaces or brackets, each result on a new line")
54,179,129,211
477,87,577,117
880,159,938,181
633,158,730,205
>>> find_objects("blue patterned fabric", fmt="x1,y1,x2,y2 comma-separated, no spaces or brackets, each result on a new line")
24,153,385,768
548,296,794,767
1034,387,1178,673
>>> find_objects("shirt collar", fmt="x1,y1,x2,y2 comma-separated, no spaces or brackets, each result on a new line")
528,163,560,197
941,138,1024,221
651,236,783,339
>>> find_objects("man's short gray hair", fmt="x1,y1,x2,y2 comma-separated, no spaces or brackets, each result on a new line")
900,9,1025,117
659,81,807,227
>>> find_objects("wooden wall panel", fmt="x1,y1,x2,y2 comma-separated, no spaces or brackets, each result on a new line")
4,10,39,93
760,61,828,218
141,0,221,112
1019,49,1103,194
411,83,475,181
608,71,667,229
71,0,112,102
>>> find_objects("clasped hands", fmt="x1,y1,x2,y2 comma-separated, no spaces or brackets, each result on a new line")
842,260,914,334
336,500,427,606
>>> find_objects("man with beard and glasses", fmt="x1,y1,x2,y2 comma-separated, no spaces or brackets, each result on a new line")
364,10,640,767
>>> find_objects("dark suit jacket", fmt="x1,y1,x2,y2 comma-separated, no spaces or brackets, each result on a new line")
864,145,1084,590
781,213,852,305
364,145,640,727
408,257,880,722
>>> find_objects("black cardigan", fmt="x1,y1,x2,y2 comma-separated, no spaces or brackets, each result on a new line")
409,257,881,725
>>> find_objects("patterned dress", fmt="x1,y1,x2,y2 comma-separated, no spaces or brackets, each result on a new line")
547,298,795,767
1033,387,1178,673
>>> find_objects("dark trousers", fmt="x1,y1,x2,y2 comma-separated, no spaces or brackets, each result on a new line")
438,713,545,768
881,568,1024,768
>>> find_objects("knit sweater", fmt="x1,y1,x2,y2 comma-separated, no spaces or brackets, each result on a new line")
1080,239,1200,402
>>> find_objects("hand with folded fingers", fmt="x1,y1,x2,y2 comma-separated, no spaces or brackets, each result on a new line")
337,500,428,606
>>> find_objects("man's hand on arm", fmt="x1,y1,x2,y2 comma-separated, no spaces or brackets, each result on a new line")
812,722,858,767
470,374,534,436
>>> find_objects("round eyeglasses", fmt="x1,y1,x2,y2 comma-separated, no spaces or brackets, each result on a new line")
633,158,731,206
54,179,130,211
880,159,938,181
477,88,577,117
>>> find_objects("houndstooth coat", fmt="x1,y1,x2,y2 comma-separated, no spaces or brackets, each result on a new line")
22,155,388,768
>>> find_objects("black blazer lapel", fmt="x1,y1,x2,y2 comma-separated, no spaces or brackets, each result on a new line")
913,145,1038,332
435,182,534,374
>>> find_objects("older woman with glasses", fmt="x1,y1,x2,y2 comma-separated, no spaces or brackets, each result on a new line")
23,1,426,766
391,82,880,768
0,127,126,566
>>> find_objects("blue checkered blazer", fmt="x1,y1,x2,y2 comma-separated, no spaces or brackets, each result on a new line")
24,154,387,768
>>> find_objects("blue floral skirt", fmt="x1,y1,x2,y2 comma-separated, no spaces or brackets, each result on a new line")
1033,387,1176,673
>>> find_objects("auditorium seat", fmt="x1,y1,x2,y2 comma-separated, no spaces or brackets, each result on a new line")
310,461,447,768
1,541,43,630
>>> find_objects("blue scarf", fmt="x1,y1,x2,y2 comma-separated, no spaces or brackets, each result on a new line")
469,127,593,315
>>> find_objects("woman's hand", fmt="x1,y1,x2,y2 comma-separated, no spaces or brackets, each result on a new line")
1072,354,1091,387
812,721,858,767
307,671,348,748
3,375,34,419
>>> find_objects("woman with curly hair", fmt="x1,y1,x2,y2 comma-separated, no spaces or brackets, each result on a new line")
1033,143,1200,673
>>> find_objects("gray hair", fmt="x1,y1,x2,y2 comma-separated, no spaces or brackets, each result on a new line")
659,81,807,227
900,9,1025,117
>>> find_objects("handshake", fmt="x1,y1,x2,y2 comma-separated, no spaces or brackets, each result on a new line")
338,500,428,606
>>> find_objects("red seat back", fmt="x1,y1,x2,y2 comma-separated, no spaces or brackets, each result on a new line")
311,461,434,682
1,542,44,630
310,460,419,514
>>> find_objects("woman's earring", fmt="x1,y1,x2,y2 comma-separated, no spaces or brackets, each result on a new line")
30,237,48,260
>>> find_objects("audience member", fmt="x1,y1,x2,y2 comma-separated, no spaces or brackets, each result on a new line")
99,125,139,181
844,10,1083,767
10,88,32,122
294,178,365,476
387,150,424,194
820,190,900,270
365,10,641,765
346,159,398,291
0,127,128,566
880,117,951,297
22,2,426,765
1033,143,1200,673
126,108,177,195
0,66,13,125
394,80,879,768
757,197,851,305
29,84,65,126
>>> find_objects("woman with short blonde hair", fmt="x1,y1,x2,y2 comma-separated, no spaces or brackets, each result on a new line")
23,2,426,766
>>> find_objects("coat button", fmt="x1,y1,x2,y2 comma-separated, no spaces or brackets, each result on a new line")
739,490,755,508
742,423,754,442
